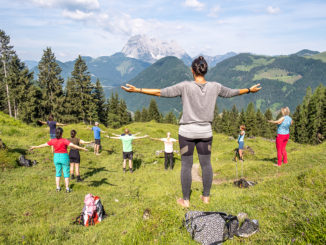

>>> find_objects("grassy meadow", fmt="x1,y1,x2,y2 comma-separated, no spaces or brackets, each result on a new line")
0,112,326,244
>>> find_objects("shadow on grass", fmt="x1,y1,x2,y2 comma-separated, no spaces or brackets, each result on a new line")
104,148,116,155
261,157,277,162
83,167,116,180
8,148,28,155
88,178,116,187
133,158,142,170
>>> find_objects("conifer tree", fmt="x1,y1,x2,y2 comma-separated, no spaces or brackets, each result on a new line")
148,99,161,122
134,110,141,122
38,47,64,120
255,109,266,137
93,79,107,124
70,55,93,123
221,110,232,135
107,93,120,128
118,99,131,126
212,106,222,133
7,55,33,119
230,105,239,138
164,111,177,124
63,78,81,123
322,88,326,138
263,108,275,138
141,107,149,122
245,102,257,137
0,29,15,117
307,85,324,144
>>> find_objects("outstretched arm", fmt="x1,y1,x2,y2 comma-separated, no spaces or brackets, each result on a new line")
30,143,49,151
268,117,285,125
56,122,67,126
111,133,121,137
150,137,163,141
105,135,120,140
134,135,149,139
121,84,161,96
80,139,92,144
38,120,47,125
239,84,262,95
69,143,88,151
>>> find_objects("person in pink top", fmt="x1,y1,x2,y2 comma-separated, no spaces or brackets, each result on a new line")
30,127,88,192
151,132,178,170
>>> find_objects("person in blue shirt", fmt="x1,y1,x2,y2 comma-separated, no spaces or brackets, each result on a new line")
237,125,246,161
90,122,106,155
268,107,293,166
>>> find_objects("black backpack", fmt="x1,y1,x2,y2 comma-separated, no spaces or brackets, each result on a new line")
184,211,239,245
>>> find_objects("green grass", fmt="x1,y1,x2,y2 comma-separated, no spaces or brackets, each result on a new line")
308,51,326,63
253,68,302,84
0,112,326,244
233,57,275,72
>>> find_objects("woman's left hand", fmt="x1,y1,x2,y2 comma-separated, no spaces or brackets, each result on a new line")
121,84,138,93
250,84,262,93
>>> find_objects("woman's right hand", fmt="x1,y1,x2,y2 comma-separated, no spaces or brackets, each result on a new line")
121,84,138,93
249,83,262,93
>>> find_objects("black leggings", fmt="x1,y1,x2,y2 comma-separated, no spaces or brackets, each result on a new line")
178,134,213,200
164,152,174,169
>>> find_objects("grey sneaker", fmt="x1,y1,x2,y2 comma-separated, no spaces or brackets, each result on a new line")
66,188,72,193
56,187,61,192
236,219,259,238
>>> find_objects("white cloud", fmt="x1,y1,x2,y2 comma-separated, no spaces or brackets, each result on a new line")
208,5,221,18
62,9,94,20
31,0,100,11
183,0,204,11
266,6,280,14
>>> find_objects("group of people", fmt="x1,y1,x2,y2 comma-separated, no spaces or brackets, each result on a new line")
31,56,292,208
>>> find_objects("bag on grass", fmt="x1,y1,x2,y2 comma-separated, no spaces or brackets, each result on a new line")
184,211,239,245
73,193,106,226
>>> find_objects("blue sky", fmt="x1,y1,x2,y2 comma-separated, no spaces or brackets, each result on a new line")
1,0,325,61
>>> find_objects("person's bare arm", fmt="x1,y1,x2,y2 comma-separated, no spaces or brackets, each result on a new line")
107,136,120,140
30,143,49,151
134,135,149,139
56,122,67,126
101,130,106,133
121,84,161,96
69,143,88,151
150,137,163,141
80,139,91,144
240,131,245,135
111,133,121,137
268,117,285,125
38,120,47,125
239,84,262,95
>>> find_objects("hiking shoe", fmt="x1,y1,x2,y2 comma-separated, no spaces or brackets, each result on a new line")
76,176,83,182
56,187,61,192
71,174,75,179
123,168,126,173
236,219,259,238
129,169,133,173
66,188,72,193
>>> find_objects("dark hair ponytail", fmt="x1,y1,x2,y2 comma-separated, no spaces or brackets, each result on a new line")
48,114,54,121
55,127,63,139
191,56,208,76
71,129,77,138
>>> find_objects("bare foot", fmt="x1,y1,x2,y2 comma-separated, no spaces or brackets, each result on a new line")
200,195,210,204
177,198,189,208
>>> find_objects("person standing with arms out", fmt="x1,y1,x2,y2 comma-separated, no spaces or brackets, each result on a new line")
38,115,67,152
268,107,293,166
121,56,261,207
90,122,106,155
151,132,178,170
68,130,91,182
30,127,88,192
238,125,246,161
106,129,148,173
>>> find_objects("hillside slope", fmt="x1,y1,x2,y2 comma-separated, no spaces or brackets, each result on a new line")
0,113,326,244
111,56,192,113
31,53,151,87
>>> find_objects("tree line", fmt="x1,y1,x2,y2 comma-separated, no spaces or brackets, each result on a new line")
1,29,325,144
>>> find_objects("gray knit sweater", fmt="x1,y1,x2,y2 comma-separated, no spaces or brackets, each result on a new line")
160,81,239,138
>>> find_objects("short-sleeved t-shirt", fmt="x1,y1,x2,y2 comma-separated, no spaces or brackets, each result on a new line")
67,138,80,146
161,138,177,153
92,126,101,139
277,116,292,135
47,138,71,153
47,121,57,134
119,134,134,152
